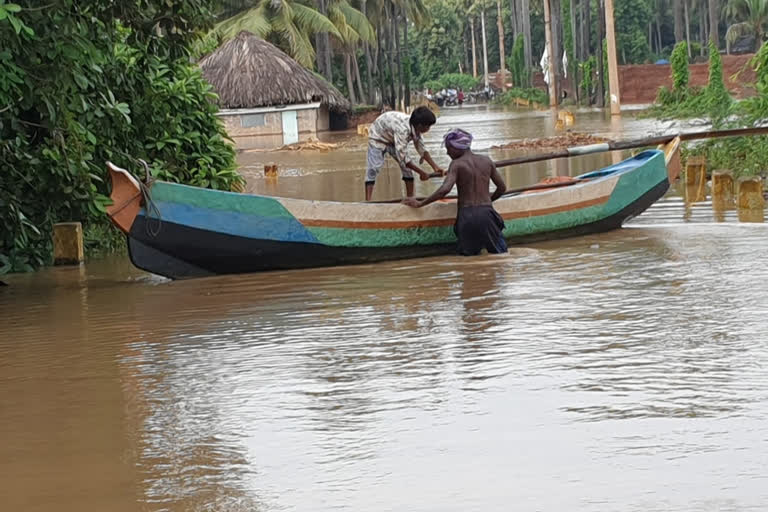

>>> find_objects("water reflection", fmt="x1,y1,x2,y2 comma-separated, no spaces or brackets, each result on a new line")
3,108,768,511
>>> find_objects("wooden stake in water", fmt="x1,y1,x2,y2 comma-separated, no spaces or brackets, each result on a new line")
53,222,84,266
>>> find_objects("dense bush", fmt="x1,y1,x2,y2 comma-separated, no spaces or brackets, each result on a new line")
424,73,481,92
0,1,242,274
649,42,732,122
495,87,549,106
685,42,768,179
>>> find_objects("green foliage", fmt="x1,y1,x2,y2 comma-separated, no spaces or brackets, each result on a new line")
1,1,241,275
215,0,341,68
614,0,651,63
705,42,731,116
686,136,768,180
670,41,690,90
413,0,463,86
424,73,480,91
648,42,733,122
561,0,577,85
579,56,596,100
737,41,768,120
495,87,549,106
506,34,530,88
675,42,768,180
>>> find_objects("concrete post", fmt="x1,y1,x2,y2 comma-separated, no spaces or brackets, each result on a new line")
684,156,707,203
711,170,734,210
53,222,84,266
737,176,765,222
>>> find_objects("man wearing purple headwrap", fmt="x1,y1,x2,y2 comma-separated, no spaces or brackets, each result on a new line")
404,128,508,256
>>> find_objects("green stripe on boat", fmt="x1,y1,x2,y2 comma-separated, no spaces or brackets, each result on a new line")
150,182,293,218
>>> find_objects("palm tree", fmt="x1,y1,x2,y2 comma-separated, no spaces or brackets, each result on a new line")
327,0,377,103
215,0,340,68
497,0,507,91
725,0,768,51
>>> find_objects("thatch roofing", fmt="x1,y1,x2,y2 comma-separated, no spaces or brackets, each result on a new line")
200,32,350,112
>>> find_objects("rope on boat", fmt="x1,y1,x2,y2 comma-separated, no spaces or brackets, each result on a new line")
138,159,162,237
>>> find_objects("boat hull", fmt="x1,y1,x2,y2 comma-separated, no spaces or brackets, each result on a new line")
108,149,672,278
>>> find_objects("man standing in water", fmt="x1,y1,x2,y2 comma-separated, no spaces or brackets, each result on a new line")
403,128,508,255
365,106,444,201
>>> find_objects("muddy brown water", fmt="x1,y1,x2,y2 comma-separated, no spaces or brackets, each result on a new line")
2,107,768,512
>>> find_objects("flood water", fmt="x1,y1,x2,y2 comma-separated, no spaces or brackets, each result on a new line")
3,106,768,512
239,104,699,202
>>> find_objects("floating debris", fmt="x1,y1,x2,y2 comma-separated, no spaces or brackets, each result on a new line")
243,137,343,153
492,132,611,151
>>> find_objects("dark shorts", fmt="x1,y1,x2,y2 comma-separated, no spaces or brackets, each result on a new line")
454,205,508,256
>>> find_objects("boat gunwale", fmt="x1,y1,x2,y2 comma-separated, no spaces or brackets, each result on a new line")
148,149,663,208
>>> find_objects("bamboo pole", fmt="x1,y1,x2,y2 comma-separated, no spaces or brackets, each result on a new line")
604,0,621,115
542,0,558,107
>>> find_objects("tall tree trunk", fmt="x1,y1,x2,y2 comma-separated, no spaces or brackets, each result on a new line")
497,0,507,91
702,0,708,53
543,0,558,105
345,53,357,104
581,0,591,60
674,0,684,42
481,8,490,87
394,6,404,109
362,0,375,104
550,0,563,101
384,5,396,108
353,49,366,103
377,28,387,106
596,0,605,107
521,0,532,84
508,0,521,41
648,23,654,53
315,0,331,80
471,17,478,78
570,0,579,101
463,25,471,74
708,0,719,48
404,11,410,109
684,0,691,57
656,17,662,53
364,42,375,104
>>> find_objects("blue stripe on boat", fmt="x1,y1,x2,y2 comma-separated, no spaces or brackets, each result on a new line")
139,201,320,243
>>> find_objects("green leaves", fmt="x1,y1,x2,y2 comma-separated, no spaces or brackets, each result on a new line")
1,0,241,274
0,2,33,36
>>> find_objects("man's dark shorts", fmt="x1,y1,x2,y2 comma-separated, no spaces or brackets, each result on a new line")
454,205,508,256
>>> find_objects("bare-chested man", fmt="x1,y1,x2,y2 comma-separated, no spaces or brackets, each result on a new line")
403,128,508,255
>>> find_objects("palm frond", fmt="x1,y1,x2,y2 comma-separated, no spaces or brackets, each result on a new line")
293,3,342,37
725,21,754,43
338,2,377,43
215,5,272,39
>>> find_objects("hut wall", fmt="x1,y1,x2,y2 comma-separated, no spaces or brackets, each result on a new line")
297,109,318,135
218,106,329,149
317,105,330,132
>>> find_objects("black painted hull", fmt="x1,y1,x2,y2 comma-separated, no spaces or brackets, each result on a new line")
126,179,669,279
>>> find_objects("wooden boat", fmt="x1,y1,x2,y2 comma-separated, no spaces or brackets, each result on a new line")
106,138,680,279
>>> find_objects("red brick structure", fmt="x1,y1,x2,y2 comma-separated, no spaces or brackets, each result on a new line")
497,53,756,105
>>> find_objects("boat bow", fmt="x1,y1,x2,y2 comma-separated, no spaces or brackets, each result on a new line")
105,161,142,234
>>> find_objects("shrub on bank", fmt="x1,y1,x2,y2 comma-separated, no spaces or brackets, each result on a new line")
0,2,242,275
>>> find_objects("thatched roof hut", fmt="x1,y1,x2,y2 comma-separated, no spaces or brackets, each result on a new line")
200,31,350,112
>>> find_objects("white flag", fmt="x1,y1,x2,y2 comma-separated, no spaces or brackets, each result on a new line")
540,47,550,85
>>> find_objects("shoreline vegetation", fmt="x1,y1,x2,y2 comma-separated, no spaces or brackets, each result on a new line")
642,41,768,183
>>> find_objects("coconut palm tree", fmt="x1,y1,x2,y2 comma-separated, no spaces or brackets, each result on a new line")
724,0,768,50
215,0,340,68
327,0,377,103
